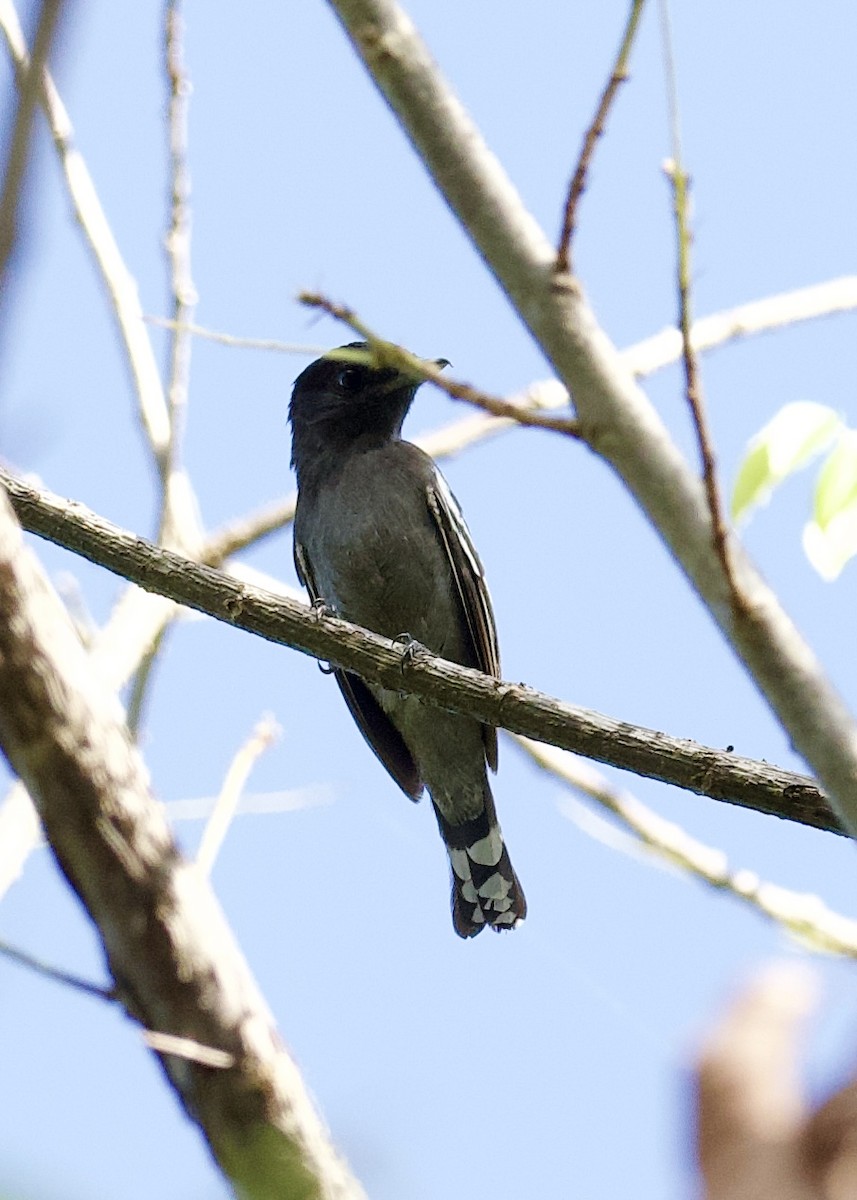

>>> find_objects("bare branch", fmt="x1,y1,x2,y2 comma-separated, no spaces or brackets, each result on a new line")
0,466,839,836
521,739,857,958
197,716,280,877
660,5,740,606
0,0,64,288
0,485,366,1200
0,0,171,463
298,290,581,435
145,314,326,356
555,0,647,272
161,0,197,482
626,275,857,377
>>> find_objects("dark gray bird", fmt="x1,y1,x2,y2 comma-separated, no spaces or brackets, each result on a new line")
289,343,526,937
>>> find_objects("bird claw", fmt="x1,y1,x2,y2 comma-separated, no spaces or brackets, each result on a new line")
311,597,335,619
393,633,428,674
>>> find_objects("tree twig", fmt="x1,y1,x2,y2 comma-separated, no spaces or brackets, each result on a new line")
0,937,113,1000
520,738,857,958
0,0,171,464
0,466,839,836
145,314,326,356
0,0,64,289
197,716,280,877
161,0,197,484
298,290,581,435
660,1,741,608
555,0,647,272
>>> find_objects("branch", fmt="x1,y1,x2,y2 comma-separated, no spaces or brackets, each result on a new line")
299,290,580,435
0,0,171,464
0,0,64,285
167,276,857,566
696,965,857,1198
163,1,197,455
0,484,365,1199
555,0,646,271
660,7,739,605
325,0,857,843
0,467,838,835
521,739,857,958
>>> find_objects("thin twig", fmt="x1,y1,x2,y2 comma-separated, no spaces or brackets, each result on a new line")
0,937,113,999
0,0,64,287
145,314,325,356
519,738,857,958
660,1,741,607
298,290,580,435
197,716,280,876
0,466,839,836
126,623,170,737
142,1030,234,1069
556,0,647,272
125,1,198,730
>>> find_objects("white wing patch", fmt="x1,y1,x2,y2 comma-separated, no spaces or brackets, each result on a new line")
431,469,484,580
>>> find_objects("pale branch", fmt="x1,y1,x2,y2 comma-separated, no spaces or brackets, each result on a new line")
145,314,327,356
148,274,857,375
624,275,857,377
203,493,298,565
0,0,64,285
162,0,196,483
555,0,647,272
520,739,857,958
197,716,280,877
325,0,857,841
0,0,171,465
0,485,366,1200
0,467,837,835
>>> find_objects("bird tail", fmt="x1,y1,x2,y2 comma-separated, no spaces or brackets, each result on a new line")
434,798,526,938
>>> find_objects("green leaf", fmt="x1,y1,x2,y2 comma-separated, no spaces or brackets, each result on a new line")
814,429,857,528
731,401,841,523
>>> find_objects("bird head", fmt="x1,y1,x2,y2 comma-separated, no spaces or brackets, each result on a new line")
289,342,447,483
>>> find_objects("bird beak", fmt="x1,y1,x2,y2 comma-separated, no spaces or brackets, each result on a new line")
433,357,451,371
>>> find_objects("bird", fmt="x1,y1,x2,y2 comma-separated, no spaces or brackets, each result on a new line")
288,342,526,937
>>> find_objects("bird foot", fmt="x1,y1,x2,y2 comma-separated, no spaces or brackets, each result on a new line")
392,633,429,674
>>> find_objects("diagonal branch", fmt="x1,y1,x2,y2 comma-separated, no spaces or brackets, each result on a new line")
298,290,580,435
0,0,171,465
0,467,838,836
0,0,64,287
660,4,740,606
0,481,366,1200
521,738,857,958
555,0,647,272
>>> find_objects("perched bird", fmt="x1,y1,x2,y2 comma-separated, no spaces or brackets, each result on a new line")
289,343,526,937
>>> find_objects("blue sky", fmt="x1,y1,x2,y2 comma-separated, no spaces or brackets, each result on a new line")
1,3,856,1197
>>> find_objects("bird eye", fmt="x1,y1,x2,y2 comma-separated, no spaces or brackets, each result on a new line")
335,366,363,392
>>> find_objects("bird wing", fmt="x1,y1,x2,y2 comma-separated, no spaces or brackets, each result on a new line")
294,538,423,801
426,470,500,772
